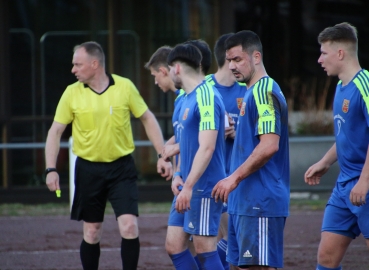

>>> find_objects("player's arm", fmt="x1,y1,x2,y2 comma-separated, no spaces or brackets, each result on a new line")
175,130,217,212
212,133,279,203
304,143,337,186
162,135,180,161
45,121,67,192
139,109,173,180
350,144,369,206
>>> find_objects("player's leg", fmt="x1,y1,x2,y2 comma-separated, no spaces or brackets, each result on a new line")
217,205,229,270
316,180,363,270
166,196,198,269
71,157,108,270
316,232,351,270
109,155,140,270
185,196,224,270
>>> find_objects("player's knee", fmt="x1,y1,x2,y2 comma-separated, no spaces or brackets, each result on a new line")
317,248,339,268
165,238,186,255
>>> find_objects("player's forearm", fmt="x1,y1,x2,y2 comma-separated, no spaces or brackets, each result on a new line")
359,145,369,184
320,143,338,167
184,145,214,189
231,135,278,184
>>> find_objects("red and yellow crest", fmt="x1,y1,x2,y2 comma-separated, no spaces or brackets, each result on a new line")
342,99,350,113
240,102,246,116
237,98,244,110
183,108,189,120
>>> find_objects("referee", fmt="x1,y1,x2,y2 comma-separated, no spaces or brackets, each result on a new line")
45,41,172,270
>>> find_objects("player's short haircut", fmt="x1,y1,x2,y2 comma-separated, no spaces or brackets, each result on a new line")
214,33,234,68
184,39,212,74
167,43,202,71
318,22,358,52
225,30,263,57
144,46,172,71
74,41,105,67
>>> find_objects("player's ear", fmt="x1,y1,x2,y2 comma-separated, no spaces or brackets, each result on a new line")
337,48,344,60
159,66,168,76
253,51,262,65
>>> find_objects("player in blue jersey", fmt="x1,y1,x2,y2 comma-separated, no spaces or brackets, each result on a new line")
206,33,246,270
304,22,369,270
166,43,227,270
212,30,290,270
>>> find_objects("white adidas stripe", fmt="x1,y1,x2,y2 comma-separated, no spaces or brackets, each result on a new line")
258,217,269,265
199,198,210,235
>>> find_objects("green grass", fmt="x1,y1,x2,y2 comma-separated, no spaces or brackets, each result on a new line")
0,200,326,217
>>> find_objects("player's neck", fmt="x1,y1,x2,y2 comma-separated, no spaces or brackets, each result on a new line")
214,68,235,87
246,67,268,89
338,61,361,86
182,73,204,94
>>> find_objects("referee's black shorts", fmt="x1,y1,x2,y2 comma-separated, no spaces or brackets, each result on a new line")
71,154,139,222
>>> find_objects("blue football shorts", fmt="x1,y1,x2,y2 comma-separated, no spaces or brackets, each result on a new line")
227,214,286,268
183,195,223,236
322,178,369,239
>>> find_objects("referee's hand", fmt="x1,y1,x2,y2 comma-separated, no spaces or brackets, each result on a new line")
46,172,60,192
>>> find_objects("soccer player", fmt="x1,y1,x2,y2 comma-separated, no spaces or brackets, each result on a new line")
44,41,172,270
167,43,226,270
304,22,369,270
205,33,246,270
212,30,290,270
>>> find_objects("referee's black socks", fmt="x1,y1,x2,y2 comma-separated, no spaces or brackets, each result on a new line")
121,237,140,270
80,239,100,270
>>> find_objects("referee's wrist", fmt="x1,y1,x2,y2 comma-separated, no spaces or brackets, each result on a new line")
45,167,57,176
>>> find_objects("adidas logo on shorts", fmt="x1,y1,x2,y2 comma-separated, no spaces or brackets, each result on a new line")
188,222,194,229
243,250,252,258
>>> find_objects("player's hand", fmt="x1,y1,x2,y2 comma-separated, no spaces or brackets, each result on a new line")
157,158,173,181
304,161,330,186
171,176,184,196
225,126,235,139
350,179,369,206
175,185,192,213
212,176,238,203
224,116,235,139
162,144,180,161
46,172,60,192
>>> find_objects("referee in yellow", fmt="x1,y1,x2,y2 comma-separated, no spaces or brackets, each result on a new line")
45,41,172,270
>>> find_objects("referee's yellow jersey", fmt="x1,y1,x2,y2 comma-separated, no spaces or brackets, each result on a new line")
54,74,148,162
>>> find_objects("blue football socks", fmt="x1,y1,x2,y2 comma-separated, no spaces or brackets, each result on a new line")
316,264,342,270
197,250,224,270
217,238,229,270
170,249,199,270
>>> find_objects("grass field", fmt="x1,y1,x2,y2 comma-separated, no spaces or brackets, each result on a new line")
0,199,327,216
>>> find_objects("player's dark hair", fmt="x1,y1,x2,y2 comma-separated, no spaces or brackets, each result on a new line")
225,30,263,57
167,43,202,71
318,22,358,49
214,33,234,68
144,46,172,71
74,41,105,67
184,39,212,74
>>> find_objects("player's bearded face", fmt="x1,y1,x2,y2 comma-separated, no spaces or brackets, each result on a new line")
227,46,255,85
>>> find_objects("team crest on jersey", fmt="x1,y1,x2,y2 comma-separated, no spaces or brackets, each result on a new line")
342,99,350,113
183,108,189,120
240,102,246,116
237,98,244,109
